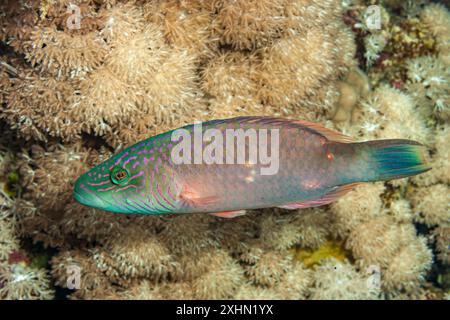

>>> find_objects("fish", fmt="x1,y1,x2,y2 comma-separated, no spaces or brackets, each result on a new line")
73,116,430,218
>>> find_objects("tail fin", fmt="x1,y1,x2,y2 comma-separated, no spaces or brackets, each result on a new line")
365,139,431,181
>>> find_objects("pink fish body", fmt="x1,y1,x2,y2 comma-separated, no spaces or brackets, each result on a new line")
74,117,429,218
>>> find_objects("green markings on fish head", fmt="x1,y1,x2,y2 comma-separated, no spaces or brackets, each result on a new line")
73,143,155,214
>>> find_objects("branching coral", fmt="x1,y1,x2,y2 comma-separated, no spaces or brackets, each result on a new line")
0,1,40,53
420,3,450,64
209,213,258,252
236,261,311,300
351,85,432,142
405,56,450,121
0,227,54,301
347,216,416,268
364,33,388,67
411,124,450,187
2,73,82,142
92,227,175,281
382,236,433,293
99,2,145,46
0,263,54,300
156,214,217,257
192,250,244,299
387,198,414,224
330,183,385,238
0,219,19,263
73,22,204,146
332,67,370,124
257,26,348,111
286,209,332,250
0,0,359,149
51,249,111,299
26,26,107,78
346,215,432,294
275,262,311,299
309,258,381,300
12,142,138,247
210,0,344,50
1,1,206,147
201,52,261,103
409,184,450,227
244,248,293,287
143,0,218,60
72,66,141,131
259,218,299,251
0,143,54,300
434,226,449,265
211,0,286,50
350,2,438,87
103,24,167,84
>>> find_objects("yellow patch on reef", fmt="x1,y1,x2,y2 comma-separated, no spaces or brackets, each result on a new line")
292,240,350,268
39,0,55,19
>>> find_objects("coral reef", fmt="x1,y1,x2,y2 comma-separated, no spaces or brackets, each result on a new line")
0,146,54,299
0,0,448,300
405,56,449,121
409,184,450,227
309,258,381,300
434,226,449,265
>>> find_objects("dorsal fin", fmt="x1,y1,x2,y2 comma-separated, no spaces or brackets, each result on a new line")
209,116,355,143
278,183,360,210
289,119,356,143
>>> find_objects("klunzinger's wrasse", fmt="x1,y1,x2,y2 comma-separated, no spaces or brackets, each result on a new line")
74,117,430,218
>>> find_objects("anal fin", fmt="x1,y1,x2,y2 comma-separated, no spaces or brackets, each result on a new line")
278,183,359,210
209,210,247,218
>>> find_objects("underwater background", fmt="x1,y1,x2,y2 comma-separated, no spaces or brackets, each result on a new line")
0,0,449,300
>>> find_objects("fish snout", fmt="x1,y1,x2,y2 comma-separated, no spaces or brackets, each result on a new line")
73,176,108,210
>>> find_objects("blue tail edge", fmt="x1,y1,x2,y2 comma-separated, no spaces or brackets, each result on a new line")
367,139,431,181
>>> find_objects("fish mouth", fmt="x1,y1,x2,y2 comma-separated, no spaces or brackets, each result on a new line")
73,189,85,204
73,189,110,211
73,177,141,214
73,178,109,210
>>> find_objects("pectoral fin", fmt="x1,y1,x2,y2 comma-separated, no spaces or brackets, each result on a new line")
278,183,359,209
177,184,218,207
209,210,247,218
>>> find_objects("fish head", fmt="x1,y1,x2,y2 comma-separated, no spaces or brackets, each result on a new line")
73,149,149,214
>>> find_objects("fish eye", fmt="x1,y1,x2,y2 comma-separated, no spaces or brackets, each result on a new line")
111,166,129,185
